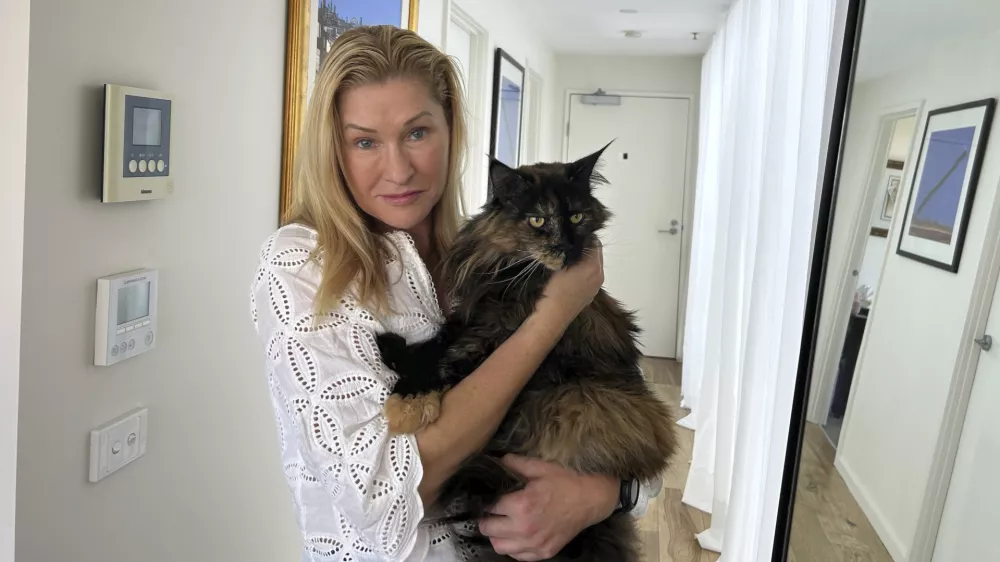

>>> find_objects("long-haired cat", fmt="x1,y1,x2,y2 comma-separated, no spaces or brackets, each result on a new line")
376,143,677,562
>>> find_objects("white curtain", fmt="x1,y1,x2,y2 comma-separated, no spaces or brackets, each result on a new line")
680,0,838,559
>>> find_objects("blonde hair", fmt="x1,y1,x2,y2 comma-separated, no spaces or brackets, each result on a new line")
284,25,467,313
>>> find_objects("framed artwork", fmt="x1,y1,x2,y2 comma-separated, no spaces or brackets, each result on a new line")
880,173,901,221
489,48,526,169
897,98,996,272
280,0,419,220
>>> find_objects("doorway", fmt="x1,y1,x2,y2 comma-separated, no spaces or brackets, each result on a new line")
444,4,489,211
822,113,917,446
931,237,1000,560
565,92,691,359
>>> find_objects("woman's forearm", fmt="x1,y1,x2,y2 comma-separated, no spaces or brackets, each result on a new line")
415,309,568,503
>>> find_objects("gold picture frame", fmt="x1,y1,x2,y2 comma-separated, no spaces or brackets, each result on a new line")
280,0,420,221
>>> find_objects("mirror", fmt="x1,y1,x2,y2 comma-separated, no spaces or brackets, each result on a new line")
782,0,1000,560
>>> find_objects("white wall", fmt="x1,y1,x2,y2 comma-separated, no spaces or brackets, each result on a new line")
832,29,1000,560
0,1,30,560
16,1,299,561
552,54,702,358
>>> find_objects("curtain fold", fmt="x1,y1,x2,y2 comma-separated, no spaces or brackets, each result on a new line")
679,0,838,559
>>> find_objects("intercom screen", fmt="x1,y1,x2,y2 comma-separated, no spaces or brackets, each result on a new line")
132,107,162,146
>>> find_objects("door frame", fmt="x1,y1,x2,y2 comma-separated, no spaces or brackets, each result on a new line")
561,89,696,359
442,2,490,211
907,173,1000,561
519,67,544,165
1,0,30,558
806,100,923,426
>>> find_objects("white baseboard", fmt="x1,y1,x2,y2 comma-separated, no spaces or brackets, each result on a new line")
835,456,909,561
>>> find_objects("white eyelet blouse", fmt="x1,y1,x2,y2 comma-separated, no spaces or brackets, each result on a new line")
250,223,655,562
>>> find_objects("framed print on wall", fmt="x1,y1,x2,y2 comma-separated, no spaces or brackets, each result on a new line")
897,98,996,272
489,48,525,169
880,173,901,221
280,0,419,221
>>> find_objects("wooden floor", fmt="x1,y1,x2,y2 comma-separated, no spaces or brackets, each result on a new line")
638,358,891,562
788,423,893,562
637,357,720,562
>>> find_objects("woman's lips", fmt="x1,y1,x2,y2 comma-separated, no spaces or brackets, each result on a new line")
380,190,423,205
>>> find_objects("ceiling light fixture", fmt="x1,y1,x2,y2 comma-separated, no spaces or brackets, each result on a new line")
624,30,642,38
692,32,700,40
620,8,638,14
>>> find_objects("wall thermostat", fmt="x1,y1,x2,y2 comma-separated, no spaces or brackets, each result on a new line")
95,268,158,366
102,84,174,203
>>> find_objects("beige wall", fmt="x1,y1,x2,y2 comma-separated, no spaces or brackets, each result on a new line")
1,0,30,560
16,0,299,560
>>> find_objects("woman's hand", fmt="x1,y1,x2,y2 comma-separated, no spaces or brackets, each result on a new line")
478,455,619,561
536,239,605,329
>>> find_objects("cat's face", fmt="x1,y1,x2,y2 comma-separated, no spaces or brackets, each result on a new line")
486,144,612,269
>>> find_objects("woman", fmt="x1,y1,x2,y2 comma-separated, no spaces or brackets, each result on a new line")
251,26,655,562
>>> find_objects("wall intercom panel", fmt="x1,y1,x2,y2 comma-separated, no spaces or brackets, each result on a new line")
102,84,174,203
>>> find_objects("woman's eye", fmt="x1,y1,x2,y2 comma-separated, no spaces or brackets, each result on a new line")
528,216,546,228
355,138,375,149
569,213,584,224
408,127,427,141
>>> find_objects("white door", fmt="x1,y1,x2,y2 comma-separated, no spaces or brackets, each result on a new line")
445,20,471,95
566,95,690,358
932,280,1000,560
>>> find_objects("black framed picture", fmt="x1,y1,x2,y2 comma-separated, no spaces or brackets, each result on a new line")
896,98,996,272
488,47,525,169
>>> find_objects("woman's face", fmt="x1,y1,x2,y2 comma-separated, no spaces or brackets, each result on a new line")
338,77,450,233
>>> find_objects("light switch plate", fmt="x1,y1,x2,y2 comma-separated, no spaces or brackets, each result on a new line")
88,407,148,483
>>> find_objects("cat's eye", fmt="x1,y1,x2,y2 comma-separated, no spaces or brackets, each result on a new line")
528,216,546,228
570,213,584,224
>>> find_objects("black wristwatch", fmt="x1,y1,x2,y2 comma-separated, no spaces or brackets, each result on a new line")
614,477,640,514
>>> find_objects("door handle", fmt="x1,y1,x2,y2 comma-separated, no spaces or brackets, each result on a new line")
975,334,992,351
658,228,679,235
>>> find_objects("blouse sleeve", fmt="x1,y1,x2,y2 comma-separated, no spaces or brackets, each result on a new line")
250,228,426,561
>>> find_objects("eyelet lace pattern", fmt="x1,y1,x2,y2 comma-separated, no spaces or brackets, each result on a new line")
251,224,469,561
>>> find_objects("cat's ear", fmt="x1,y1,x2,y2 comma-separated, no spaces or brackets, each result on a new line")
488,157,528,201
569,140,614,187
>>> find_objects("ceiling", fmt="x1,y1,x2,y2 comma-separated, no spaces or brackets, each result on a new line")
497,0,734,56
855,0,1000,81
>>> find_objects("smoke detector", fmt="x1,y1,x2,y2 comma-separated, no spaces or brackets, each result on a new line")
623,30,642,39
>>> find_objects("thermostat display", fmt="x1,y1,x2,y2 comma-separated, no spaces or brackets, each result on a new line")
95,268,158,366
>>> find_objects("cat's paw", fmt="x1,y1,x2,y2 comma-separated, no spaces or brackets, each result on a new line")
384,391,444,434
376,332,408,371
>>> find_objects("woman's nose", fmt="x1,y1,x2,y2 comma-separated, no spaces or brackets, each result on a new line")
384,142,415,185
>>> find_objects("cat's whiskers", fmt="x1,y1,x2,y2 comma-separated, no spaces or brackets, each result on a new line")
503,260,542,299
517,261,544,300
